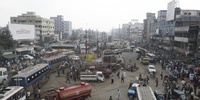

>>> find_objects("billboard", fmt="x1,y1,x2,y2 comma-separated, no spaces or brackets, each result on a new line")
166,0,180,21
9,24,35,40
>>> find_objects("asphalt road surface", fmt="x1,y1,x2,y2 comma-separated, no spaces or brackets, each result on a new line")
39,50,200,100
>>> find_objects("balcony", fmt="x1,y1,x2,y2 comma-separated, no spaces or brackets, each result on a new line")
174,37,188,43
175,26,189,32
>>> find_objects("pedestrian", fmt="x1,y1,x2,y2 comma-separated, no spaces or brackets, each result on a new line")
73,74,76,82
37,88,41,99
155,78,158,87
62,65,65,74
139,73,142,80
26,90,30,100
123,71,126,78
65,74,71,83
109,96,113,100
116,89,120,100
111,75,114,84
193,83,197,95
121,74,124,83
146,76,149,84
129,80,133,89
57,68,60,77
116,71,120,79
160,72,163,80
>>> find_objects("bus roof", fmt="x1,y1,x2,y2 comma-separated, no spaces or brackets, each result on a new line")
137,86,156,100
12,63,49,77
42,54,67,61
0,68,7,70
147,53,155,57
0,86,24,99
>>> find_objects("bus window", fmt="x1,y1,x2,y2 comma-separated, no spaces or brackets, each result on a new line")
0,71,2,76
3,71,7,75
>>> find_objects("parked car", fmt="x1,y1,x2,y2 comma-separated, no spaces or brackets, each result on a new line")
23,55,34,60
154,90,164,100
72,56,80,60
147,65,156,73
172,90,186,100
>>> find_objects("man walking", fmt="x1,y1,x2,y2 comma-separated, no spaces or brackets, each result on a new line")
121,74,124,83
111,75,114,84
155,78,159,87
65,73,71,83
116,89,120,100
160,71,163,80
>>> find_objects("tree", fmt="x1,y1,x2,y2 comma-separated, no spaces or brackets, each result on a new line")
70,31,79,41
0,29,16,57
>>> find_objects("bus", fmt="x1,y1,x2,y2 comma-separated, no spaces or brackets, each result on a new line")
136,86,156,100
0,68,8,85
137,47,147,56
0,86,26,100
42,54,68,73
146,53,156,63
9,64,50,95
103,50,114,55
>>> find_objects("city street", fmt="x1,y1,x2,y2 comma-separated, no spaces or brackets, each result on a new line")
39,50,190,100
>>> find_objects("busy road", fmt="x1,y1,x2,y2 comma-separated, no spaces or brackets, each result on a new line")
37,49,178,100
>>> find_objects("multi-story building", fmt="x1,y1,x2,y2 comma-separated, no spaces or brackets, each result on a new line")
50,15,64,35
174,8,200,56
10,12,54,43
122,24,129,40
143,13,156,40
63,21,72,38
150,10,175,50
50,15,72,39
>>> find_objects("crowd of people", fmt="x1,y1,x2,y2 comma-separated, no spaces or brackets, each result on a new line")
160,58,200,100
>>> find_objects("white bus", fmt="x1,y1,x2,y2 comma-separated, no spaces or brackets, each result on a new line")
146,53,156,63
136,86,157,100
0,86,26,100
0,68,8,85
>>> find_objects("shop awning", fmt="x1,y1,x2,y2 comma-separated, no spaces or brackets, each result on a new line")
3,54,19,59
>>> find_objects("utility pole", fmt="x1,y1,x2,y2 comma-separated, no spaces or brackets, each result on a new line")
97,30,99,57
119,24,120,39
111,28,113,41
85,30,88,54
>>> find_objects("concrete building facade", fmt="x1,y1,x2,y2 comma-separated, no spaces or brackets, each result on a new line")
174,8,200,55
50,15,72,39
10,12,55,42
143,13,156,39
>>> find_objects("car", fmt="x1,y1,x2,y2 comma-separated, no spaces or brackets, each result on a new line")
23,55,34,60
154,90,164,100
141,56,149,65
127,83,140,97
147,65,156,73
72,56,80,60
172,90,186,100
136,48,140,53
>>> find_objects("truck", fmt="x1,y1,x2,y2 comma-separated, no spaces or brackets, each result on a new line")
45,82,92,100
80,71,105,82
102,55,122,71
0,68,8,85
88,66,112,78
136,86,157,100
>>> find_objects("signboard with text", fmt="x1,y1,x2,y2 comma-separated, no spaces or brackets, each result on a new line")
9,24,35,40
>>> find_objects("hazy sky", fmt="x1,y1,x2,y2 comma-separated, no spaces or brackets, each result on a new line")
0,0,200,32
